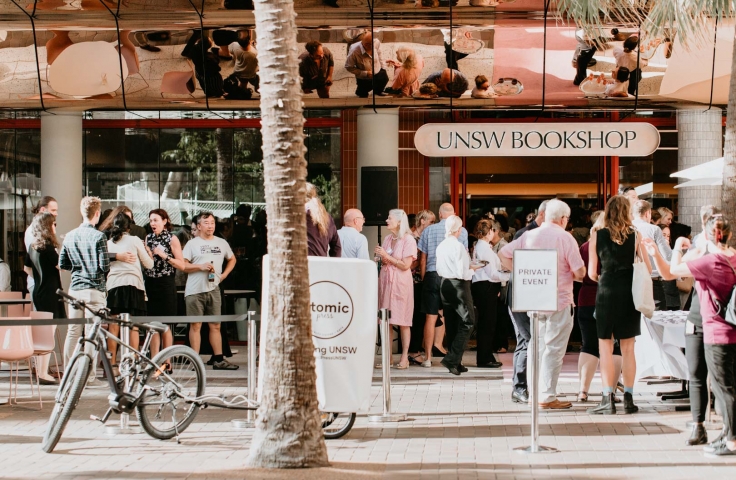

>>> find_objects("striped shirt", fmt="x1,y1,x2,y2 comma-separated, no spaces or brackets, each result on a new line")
417,219,468,273
59,223,110,292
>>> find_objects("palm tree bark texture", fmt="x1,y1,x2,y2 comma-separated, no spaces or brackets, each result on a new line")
245,0,329,468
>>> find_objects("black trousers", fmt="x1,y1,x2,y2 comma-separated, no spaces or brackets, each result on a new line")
509,307,531,393
686,325,709,423
471,281,501,366
653,279,667,311
444,42,469,70
440,278,475,368
573,46,596,85
704,343,736,441
409,281,425,353
355,69,389,97
627,68,643,96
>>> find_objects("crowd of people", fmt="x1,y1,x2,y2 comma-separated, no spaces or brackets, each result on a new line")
23,196,272,386
322,188,736,457
180,28,484,100
17,180,736,457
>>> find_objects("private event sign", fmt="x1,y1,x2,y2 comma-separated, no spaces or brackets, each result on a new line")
258,256,378,413
414,123,660,157
512,249,558,312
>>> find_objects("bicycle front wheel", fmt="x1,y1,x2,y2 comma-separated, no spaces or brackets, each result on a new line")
321,412,356,439
42,354,90,453
136,345,206,440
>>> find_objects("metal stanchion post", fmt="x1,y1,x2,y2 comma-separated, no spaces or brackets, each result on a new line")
106,313,140,435
233,311,258,429
368,309,407,423
515,311,557,454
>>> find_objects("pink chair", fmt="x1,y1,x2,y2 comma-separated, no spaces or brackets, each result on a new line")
161,66,196,97
116,30,149,94
31,311,58,396
0,292,25,317
0,320,39,409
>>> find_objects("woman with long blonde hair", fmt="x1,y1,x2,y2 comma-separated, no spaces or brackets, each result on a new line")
305,182,341,257
587,196,651,415
387,46,425,97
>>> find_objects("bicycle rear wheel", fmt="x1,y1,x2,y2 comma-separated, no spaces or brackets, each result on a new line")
42,355,90,453
321,412,356,439
136,345,206,440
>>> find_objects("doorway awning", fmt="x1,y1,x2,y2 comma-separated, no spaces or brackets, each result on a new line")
670,157,724,188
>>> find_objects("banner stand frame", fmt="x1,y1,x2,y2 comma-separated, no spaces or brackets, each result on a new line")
368,309,407,423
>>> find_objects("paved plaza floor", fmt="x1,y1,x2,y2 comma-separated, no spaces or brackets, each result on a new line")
1,351,735,479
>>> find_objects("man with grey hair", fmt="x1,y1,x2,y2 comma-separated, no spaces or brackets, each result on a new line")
503,199,549,404
632,199,672,310
337,208,369,260
417,203,468,367
499,199,586,409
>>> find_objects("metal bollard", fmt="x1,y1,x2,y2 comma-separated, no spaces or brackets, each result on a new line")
232,311,258,429
368,309,407,423
515,311,557,454
106,313,140,435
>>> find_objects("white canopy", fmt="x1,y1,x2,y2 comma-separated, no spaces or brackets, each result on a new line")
670,157,724,188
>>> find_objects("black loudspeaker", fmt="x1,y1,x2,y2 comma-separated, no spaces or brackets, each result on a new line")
361,166,398,226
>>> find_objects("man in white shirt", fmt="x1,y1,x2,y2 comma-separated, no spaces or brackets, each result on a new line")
337,209,369,260
632,200,672,310
344,33,389,98
435,215,481,375
0,258,10,292
183,212,238,370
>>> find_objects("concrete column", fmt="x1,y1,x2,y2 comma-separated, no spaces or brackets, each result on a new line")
677,108,723,232
41,113,83,239
357,108,399,255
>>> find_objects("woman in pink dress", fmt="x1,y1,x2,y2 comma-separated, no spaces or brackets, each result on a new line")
375,209,418,369
387,47,425,97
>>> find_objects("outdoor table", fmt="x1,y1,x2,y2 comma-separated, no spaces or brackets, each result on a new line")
635,310,688,381
0,298,31,317
48,41,129,96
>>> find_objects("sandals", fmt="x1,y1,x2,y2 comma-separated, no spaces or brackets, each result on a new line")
578,391,589,402
408,355,424,366
392,362,409,370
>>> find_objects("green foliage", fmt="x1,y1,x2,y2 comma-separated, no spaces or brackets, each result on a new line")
311,174,341,221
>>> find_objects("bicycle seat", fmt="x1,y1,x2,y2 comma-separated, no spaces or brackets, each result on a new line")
140,322,169,334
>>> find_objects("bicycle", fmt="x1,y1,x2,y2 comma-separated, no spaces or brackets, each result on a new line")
42,290,206,453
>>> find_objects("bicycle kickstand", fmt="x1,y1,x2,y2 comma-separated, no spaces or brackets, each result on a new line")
171,404,181,444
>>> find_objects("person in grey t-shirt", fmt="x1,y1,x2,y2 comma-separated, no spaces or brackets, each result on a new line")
337,209,369,260
182,212,238,370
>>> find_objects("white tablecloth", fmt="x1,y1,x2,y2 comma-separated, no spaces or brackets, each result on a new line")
635,311,689,381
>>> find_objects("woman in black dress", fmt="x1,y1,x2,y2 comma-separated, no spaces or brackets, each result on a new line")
145,209,185,357
587,195,651,415
24,212,66,384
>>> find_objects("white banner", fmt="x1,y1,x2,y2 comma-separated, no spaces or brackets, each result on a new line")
414,122,660,157
258,256,378,413
512,249,558,312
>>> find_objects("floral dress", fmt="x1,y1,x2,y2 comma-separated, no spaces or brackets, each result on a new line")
378,233,418,326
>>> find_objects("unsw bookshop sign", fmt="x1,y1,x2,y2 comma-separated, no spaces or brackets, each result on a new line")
414,122,660,157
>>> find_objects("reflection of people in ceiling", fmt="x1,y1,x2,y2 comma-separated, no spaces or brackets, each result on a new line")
423,68,468,98
614,36,659,97
573,29,598,86
182,32,223,98
386,47,424,97
441,27,480,71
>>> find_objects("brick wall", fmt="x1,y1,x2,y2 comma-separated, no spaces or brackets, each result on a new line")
341,109,358,211
399,110,426,215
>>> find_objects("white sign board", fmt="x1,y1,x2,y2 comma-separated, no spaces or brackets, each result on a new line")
512,249,558,313
414,122,660,157
258,256,378,413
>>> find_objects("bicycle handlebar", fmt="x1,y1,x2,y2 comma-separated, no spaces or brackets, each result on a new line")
56,289,118,323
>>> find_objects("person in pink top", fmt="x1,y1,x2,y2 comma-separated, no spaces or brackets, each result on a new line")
499,199,586,410
664,215,736,457
375,209,418,369
387,47,425,97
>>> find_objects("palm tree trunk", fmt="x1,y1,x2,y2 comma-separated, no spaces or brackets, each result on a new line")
245,0,329,469
216,128,233,202
723,36,736,231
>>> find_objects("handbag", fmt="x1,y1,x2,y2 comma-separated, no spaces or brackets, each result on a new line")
676,276,694,293
707,256,736,327
631,232,655,318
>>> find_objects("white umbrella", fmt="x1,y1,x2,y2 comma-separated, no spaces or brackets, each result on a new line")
670,157,724,180
635,182,653,196
674,177,722,188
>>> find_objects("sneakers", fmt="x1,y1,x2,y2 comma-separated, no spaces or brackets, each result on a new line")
704,442,736,457
213,359,239,370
